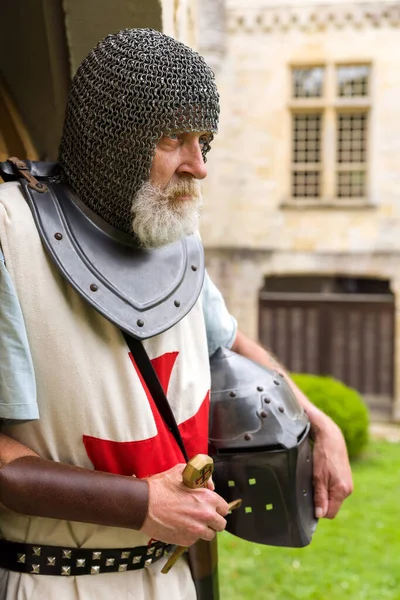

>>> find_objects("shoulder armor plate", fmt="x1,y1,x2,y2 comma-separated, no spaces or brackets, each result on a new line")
20,178,205,339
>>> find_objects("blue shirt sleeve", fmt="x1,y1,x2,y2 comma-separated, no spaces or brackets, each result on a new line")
201,270,237,357
0,247,39,424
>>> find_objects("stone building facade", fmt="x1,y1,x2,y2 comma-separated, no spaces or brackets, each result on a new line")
200,0,400,419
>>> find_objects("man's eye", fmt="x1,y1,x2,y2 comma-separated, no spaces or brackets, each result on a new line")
199,135,212,149
167,133,179,141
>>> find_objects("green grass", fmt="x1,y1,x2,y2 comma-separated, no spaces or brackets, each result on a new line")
218,440,400,600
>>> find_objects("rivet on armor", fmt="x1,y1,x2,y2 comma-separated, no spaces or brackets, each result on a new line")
264,397,271,404
273,379,281,386
137,319,144,327
279,406,285,413
54,232,63,240
191,265,197,271
278,372,285,378
174,300,180,307
244,433,252,441
303,489,308,497
90,284,98,292
257,386,264,392
229,391,236,398
260,410,268,418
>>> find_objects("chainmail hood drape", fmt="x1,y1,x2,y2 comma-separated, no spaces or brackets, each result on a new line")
58,28,220,234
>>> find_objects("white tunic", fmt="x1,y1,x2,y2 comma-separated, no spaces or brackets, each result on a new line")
0,182,211,600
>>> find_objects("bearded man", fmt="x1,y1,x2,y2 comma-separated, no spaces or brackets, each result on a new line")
0,28,352,600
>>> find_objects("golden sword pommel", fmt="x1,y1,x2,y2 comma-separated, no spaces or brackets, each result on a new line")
161,454,241,575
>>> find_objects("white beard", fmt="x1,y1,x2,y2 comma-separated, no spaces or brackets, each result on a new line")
131,178,202,248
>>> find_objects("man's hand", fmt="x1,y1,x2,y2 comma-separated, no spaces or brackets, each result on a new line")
142,463,229,546
311,414,354,519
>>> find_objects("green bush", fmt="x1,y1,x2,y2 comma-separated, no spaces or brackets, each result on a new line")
291,373,369,459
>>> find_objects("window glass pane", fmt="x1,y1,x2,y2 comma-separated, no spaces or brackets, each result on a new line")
337,171,366,197
337,113,368,163
337,65,370,97
292,68,324,98
292,170,320,198
293,114,322,163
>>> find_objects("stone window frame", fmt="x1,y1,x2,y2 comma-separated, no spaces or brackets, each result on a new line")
283,61,373,209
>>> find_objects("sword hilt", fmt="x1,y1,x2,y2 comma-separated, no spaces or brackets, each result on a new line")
161,454,214,574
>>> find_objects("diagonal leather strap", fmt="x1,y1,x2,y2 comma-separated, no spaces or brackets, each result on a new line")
123,333,189,463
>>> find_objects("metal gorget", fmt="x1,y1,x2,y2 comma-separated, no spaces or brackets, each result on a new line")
2,160,204,339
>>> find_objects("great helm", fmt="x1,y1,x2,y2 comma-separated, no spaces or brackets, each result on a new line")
209,347,318,547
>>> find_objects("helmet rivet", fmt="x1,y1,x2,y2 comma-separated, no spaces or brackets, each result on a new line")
137,319,144,327
90,284,98,292
278,372,285,378
229,391,236,398
279,406,285,413
191,265,197,272
174,300,180,307
273,379,281,386
54,232,63,240
244,433,251,441
264,397,271,404
260,411,268,418
257,386,264,392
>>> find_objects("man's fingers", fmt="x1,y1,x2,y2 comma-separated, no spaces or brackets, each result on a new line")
200,527,217,542
208,512,227,533
206,477,215,491
324,480,354,519
313,475,329,519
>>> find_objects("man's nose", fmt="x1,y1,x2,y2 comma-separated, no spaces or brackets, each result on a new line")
177,143,208,180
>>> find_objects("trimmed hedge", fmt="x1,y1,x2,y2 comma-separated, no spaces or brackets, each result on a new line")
291,373,369,459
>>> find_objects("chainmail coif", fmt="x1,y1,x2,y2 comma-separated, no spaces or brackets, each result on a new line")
58,28,220,234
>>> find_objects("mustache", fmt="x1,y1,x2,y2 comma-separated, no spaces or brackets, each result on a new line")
161,178,200,200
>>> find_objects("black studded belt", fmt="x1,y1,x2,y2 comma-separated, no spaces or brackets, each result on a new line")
0,538,172,576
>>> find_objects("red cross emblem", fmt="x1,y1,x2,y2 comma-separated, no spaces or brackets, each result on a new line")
83,351,209,478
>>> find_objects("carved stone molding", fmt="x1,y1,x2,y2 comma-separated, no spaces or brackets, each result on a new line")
227,2,400,34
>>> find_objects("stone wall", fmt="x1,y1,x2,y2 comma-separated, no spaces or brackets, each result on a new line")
199,0,400,419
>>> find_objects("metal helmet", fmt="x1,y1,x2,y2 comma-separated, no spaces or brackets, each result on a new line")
58,28,220,235
209,347,318,548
